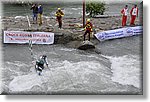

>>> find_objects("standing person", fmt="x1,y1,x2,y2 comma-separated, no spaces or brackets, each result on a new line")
30,4,38,24
84,19,93,41
130,4,138,26
121,5,128,27
35,55,49,76
38,4,43,26
55,8,64,29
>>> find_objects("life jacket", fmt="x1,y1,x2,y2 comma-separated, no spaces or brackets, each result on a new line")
55,11,64,17
85,22,93,31
37,58,45,65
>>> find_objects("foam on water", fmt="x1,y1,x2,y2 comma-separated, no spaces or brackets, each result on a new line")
9,74,39,91
8,60,110,92
107,55,141,88
63,7,82,18
60,48,76,52
6,61,28,67
71,8,82,11
15,16,26,19
6,50,141,93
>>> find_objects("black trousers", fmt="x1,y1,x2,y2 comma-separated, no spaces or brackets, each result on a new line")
84,30,91,41
57,17,62,29
58,21,62,29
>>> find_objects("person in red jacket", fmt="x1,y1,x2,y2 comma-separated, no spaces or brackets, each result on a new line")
130,5,138,26
121,5,128,27
84,19,93,41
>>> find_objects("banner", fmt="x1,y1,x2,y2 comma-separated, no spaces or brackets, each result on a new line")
95,26,143,41
3,31,54,44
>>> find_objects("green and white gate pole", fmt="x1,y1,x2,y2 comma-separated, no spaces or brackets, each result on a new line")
26,15,34,61
29,34,34,61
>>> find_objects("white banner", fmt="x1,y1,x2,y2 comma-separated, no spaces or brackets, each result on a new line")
95,26,143,41
3,31,54,44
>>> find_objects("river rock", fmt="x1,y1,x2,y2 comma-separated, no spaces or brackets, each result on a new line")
77,40,95,50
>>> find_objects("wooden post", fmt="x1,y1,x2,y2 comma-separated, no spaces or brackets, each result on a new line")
26,15,31,28
83,0,85,27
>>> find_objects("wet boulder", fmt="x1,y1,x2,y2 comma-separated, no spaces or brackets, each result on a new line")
77,40,95,50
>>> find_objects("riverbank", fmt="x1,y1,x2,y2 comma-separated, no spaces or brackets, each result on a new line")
1,15,141,45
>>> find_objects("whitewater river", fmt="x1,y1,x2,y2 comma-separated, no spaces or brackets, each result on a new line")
2,35,142,95
1,2,143,95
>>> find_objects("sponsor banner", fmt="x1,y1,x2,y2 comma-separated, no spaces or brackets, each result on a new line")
95,26,143,41
3,31,54,44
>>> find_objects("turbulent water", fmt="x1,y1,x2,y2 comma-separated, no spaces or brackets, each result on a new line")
1,3,143,95
2,3,83,18
2,35,142,95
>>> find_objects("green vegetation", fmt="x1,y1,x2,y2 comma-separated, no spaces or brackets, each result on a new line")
86,2,106,17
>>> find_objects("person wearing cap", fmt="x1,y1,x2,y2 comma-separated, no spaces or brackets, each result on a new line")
55,8,64,29
130,4,138,26
121,5,128,27
84,19,93,41
38,4,43,26
35,55,48,76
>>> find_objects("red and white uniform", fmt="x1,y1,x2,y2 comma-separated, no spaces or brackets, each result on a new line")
130,7,138,25
121,8,128,26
